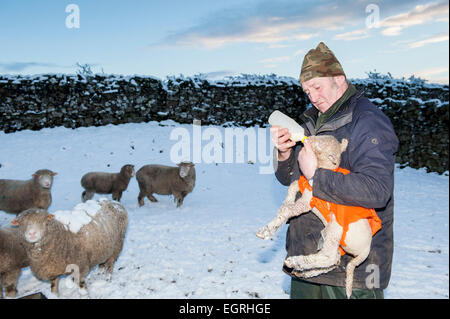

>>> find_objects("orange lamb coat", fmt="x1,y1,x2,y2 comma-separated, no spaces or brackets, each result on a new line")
298,167,382,255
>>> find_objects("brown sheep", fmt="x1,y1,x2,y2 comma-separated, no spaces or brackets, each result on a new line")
0,226,29,298
81,164,135,202
0,169,57,215
136,161,195,208
11,199,128,296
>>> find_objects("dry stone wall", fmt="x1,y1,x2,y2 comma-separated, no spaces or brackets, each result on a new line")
0,74,448,173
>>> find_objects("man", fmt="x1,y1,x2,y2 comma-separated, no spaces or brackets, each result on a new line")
271,42,399,299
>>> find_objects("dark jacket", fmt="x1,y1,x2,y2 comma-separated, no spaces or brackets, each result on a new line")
275,89,399,290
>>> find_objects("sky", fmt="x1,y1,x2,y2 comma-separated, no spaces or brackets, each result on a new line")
0,0,448,84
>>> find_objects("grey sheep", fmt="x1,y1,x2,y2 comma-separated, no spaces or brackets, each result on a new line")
136,161,195,208
0,169,57,215
11,199,128,296
81,164,135,202
0,226,29,298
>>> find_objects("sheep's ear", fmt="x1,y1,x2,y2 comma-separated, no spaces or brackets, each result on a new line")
46,214,55,221
11,219,19,226
340,139,348,153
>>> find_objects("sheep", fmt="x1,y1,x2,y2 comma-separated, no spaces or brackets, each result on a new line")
81,164,135,202
136,161,195,208
0,226,29,298
11,198,128,296
256,135,381,298
0,169,57,215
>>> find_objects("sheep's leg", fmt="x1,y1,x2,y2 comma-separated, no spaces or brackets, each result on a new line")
174,192,185,207
256,181,310,240
138,190,146,206
112,191,122,202
82,190,94,202
51,277,60,296
147,193,158,202
284,215,342,271
3,268,21,298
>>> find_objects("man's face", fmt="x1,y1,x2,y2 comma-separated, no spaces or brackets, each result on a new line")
301,76,343,113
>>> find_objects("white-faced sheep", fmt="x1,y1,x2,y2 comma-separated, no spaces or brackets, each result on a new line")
256,135,382,298
81,164,135,202
136,161,195,208
0,169,57,215
11,199,128,296
0,226,29,298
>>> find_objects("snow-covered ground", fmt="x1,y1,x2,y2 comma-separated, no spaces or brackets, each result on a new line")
0,121,448,299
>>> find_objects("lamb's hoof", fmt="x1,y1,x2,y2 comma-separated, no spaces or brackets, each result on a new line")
256,226,274,240
284,256,304,270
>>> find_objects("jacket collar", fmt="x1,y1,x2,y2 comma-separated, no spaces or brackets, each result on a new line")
301,89,365,136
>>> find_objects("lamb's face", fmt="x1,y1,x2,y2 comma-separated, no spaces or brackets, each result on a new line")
308,136,342,170
11,209,54,244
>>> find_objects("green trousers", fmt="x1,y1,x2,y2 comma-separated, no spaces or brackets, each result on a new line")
290,277,384,299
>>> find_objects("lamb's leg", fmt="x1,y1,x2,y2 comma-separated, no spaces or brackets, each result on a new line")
256,181,310,240
345,246,370,298
292,264,338,279
284,214,343,271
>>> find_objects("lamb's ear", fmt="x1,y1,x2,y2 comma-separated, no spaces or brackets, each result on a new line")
340,139,348,153
11,219,19,226
32,173,37,178
52,172,58,176
46,214,55,221
328,154,339,166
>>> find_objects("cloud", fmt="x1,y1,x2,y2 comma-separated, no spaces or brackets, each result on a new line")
258,56,291,64
150,0,403,49
380,1,449,36
407,66,449,84
0,62,59,72
334,28,370,41
407,31,449,48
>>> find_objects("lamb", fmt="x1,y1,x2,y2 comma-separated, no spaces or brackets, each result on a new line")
0,169,57,215
0,226,29,298
11,198,128,296
136,161,195,208
81,164,135,202
256,135,381,298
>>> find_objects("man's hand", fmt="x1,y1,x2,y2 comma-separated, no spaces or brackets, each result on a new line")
270,126,296,161
298,138,317,180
